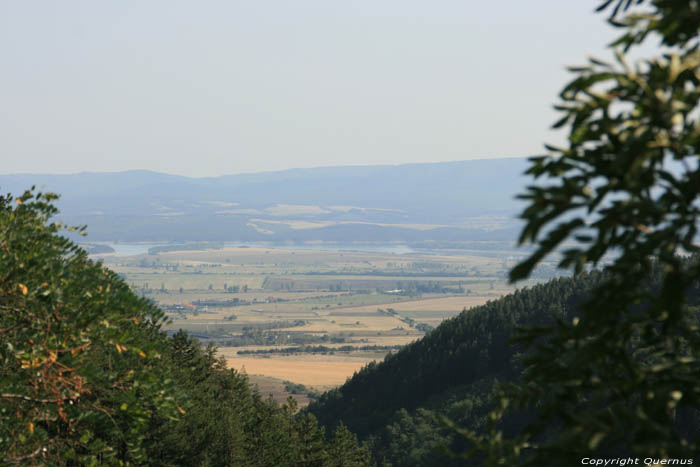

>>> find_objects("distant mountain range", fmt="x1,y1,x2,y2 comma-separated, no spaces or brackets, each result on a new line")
0,158,531,245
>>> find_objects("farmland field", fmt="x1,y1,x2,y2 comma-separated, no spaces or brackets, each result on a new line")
226,355,374,388
97,243,551,400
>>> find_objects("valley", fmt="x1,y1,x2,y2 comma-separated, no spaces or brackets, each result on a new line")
95,243,549,404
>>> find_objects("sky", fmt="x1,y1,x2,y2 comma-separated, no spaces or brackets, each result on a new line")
0,1,619,177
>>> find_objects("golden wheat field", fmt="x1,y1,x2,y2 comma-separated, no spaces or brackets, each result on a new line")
225,354,375,387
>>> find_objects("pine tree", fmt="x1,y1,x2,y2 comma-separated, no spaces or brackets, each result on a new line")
328,422,372,467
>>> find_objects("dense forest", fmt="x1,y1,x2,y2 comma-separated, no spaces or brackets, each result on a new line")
307,271,606,466
308,265,700,466
0,190,372,466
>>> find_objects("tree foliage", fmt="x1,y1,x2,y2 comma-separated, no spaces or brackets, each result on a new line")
0,189,183,464
0,189,372,466
470,0,700,463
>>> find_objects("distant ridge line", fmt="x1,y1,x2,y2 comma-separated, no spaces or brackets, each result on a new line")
0,157,530,179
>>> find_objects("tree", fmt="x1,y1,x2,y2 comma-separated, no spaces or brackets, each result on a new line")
292,411,331,466
465,0,700,464
328,422,372,467
0,189,183,464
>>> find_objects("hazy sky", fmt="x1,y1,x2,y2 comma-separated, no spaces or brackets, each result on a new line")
0,1,618,177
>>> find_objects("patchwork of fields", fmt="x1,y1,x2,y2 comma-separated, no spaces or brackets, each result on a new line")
99,244,547,405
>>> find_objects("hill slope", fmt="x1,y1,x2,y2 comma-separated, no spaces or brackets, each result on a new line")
307,272,607,466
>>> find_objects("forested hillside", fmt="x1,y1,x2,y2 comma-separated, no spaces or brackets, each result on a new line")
307,272,608,466
0,189,371,466
308,262,700,466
